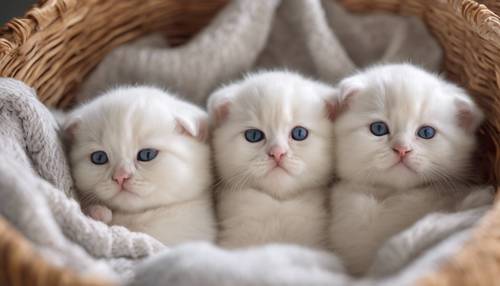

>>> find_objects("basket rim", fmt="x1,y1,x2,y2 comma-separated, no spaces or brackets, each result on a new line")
0,0,82,55
450,0,500,44
1,0,500,56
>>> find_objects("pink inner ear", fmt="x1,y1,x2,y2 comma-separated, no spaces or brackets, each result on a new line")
63,120,79,142
455,100,480,132
175,118,208,142
197,120,209,142
215,101,230,125
457,106,475,131
175,118,195,138
175,120,189,136
324,100,338,121
325,90,355,121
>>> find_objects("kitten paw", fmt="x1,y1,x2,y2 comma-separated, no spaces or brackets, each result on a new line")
87,205,112,224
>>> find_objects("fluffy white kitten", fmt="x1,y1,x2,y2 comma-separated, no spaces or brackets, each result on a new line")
328,64,494,275
208,71,337,249
65,86,216,245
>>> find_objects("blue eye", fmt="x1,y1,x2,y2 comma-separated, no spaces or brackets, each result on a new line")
291,126,309,141
244,129,265,143
137,148,159,162
90,151,108,165
370,121,390,136
417,126,436,139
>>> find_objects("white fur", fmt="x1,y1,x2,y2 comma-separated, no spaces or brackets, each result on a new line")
328,64,492,275
66,86,216,245
208,71,337,249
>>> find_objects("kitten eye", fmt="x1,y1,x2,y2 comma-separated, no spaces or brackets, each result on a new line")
137,148,159,162
244,129,265,143
90,151,109,165
369,121,390,136
291,126,309,141
417,126,436,139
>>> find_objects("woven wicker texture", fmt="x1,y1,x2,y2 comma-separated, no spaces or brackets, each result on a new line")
0,0,228,107
477,0,500,15
0,0,499,285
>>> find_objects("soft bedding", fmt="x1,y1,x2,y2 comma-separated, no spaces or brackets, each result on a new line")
0,0,489,285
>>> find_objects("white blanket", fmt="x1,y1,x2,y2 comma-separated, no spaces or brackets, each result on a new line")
76,0,442,105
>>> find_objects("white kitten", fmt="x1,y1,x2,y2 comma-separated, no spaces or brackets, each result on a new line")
65,86,216,245
328,64,493,275
208,71,337,249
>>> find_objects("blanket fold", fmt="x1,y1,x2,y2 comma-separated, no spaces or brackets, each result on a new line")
75,0,442,106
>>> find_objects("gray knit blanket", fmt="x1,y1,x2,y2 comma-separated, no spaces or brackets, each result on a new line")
0,0,490,285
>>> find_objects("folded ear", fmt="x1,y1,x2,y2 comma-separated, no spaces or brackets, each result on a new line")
324,76,364,121
62,115,81,142
175,113,209,142
454,96,484,133
207,83,240,126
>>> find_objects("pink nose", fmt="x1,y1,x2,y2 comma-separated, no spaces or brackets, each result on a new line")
392,145,412,157
268,146,287,163
113,168,131,186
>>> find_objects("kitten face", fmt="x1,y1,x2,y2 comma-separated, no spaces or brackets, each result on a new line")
67,86,211,212
209,71,337,198
334,64,484,189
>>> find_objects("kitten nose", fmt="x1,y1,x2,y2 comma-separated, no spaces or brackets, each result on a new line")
113,168,131,186
392,145,412,157
268,146,287,163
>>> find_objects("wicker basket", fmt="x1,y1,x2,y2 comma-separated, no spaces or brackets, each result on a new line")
0,0,498,285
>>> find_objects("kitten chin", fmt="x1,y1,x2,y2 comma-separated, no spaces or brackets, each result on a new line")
209,70,337,249
328,63,491,276
65,86,216,245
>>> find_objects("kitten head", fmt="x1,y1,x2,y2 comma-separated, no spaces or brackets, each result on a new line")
208,71,337,198
333,64,484,190
66,86,211,212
